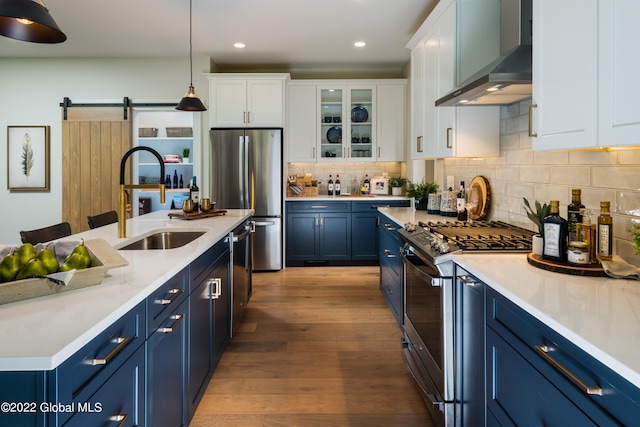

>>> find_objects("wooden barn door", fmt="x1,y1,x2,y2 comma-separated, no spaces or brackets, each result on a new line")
61,107,132,233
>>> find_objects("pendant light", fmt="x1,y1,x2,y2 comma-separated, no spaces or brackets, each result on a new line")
0,0,66,43
176,0,206,111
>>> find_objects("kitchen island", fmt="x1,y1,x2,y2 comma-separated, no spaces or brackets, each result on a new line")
380,206,640,425
0,209,252,427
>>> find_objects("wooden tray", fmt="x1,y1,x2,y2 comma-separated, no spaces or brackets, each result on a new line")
0,239,129,305
168,209,227,220
527,253,605,277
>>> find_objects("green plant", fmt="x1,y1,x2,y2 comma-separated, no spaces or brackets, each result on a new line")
405,180,439,200
183,147,190,158
388,175,407,187
523,198,550,235
628,223,640,256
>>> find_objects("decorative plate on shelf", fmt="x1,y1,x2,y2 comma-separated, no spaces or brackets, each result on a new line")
351,106,369,123
326,126,342,143
468,175,490,220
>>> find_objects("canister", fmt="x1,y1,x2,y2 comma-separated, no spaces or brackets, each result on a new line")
567,241,590,265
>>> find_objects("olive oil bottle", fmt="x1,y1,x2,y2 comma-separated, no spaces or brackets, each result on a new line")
597,201,613,261
567,188,584,241
542,200,568,262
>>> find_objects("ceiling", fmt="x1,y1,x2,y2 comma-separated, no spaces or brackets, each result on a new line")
0,0,439,76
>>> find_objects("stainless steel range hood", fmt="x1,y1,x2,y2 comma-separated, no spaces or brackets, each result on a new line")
436,0,532,107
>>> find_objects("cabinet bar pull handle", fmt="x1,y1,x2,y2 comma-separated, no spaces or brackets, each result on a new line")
534,344,603,396
243,112,246,123
110,413,129,427
457,275,479,287
320,217,324,226
157,288,183,305
383,283,393,295
446,127,453,148
384,249,396,258
315,217,319,227
377,147,381,158
310,205,328,209
529,104,538,137
417,136,423,153
91,336,132,366
247,111,251,123
158,313,184,333
312,147,316,158
209,278,222,299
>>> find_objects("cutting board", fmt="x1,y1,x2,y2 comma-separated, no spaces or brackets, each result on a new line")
167,209,227,220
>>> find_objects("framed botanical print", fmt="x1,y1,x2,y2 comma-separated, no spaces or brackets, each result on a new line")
7,125,50,191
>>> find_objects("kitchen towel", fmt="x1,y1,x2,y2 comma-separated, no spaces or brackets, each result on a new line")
600,256,640,280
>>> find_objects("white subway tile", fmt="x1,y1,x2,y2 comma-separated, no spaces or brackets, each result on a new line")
618,191,640,217
592,166,640,191
569,150,617,165
520,166,550,183
618,150,640,165
506,149,533,165
534,150,569,165
549,166,591,186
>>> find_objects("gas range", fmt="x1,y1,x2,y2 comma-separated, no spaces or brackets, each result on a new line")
398,219,535,265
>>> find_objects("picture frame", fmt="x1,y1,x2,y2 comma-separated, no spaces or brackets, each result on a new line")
371,177,389,195
7,125,50,191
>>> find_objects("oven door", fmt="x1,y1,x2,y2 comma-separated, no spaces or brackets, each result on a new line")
401,249,454,427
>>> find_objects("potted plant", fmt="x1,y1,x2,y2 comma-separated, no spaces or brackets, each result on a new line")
182,147,190,163
388,175,407,196
406,180,439,210
628,223,640,256
523,197,550,255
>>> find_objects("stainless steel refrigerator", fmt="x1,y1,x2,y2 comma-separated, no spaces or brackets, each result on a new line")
209,128,282,271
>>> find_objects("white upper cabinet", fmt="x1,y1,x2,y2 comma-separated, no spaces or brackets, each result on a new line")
531,0,640,150
409,0,499,159
286,79,406,163
207,73,289,128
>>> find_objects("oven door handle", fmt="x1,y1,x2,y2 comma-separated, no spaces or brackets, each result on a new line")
401,252,442,287
401,337,447,412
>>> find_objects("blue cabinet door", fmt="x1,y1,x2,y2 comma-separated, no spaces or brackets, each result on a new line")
0,371,47,427
318,213,351,260
65,344,145,427
213,250,231,365
146,299,188,427
351,212,379,261
286,213,319,261
378,218,403,324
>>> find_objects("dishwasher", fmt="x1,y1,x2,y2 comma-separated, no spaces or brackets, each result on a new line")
228,219,253,337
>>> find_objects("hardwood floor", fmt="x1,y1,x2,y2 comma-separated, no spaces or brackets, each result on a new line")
190,266,433,427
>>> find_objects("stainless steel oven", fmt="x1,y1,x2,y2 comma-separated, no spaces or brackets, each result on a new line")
400,238,455,427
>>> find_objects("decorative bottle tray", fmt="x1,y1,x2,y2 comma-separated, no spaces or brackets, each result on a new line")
167,209,227,220
527,253,605,277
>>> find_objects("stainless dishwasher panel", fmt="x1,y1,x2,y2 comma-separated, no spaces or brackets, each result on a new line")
230,221,252,337
252,217,282,271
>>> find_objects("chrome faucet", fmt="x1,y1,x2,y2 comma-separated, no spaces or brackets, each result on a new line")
119,146,165,238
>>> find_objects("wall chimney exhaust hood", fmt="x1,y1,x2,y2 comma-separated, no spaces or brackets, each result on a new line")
436,0,532,107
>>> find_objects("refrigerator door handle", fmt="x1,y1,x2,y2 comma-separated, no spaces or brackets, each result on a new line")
243,135,250,210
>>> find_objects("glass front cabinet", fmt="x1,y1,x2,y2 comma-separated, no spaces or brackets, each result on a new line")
318,85,376,161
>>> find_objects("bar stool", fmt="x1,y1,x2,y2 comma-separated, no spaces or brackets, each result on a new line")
87,211,118,229
20,222,72,245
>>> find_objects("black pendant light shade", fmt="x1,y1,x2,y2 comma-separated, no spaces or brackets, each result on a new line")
0,0,66,43
176,0,206,111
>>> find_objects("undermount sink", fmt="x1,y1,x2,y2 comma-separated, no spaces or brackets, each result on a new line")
117,231,206,250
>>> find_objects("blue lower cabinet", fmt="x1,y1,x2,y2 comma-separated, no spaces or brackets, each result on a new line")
146,299,188,427
318,213,351,260
64,344,145,427
0,371,47,427
378,213,403,324
351,212,379,261
188,245,230,423
286,213,319,261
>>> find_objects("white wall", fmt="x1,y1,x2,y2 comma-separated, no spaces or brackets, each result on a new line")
0,57,210,244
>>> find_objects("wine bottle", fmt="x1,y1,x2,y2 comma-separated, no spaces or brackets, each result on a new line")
190,176,200,211
597,201,613,261
179,174,184,189
173,170,178,189
542,200,568,262
328,174,334,196
335,174,341,196
363,174,370,195
456,181,467,221
567,188,584,241
165,174,171,188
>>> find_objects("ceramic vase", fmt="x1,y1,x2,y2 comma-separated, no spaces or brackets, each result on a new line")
532,234,543,255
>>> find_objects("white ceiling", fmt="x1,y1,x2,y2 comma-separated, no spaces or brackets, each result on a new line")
0,0,439,74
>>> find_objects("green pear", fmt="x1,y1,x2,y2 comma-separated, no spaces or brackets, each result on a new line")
16,243,37,268
37,247,59,274
0,252,21,282
59,252,89,272
66,242,91,269
16,258,48,280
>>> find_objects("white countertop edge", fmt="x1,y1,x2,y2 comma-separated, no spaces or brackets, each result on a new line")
0,209,253,371
286,196,410,201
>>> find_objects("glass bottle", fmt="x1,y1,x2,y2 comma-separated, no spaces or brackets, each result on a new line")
190,176,200,211
335,174,341,196
179,174,184,189
456,181,467,221
165,174,171,188
597,201,613,261
542,200,568,262
173,170,178,189
328,174,334,196
567,188,585,241
363,174,370,195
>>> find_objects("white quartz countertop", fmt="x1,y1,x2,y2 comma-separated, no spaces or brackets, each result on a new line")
0,209,253,371
286,195,410,202
379,207,640,389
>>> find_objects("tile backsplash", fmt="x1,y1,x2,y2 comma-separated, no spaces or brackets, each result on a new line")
439,99,640,265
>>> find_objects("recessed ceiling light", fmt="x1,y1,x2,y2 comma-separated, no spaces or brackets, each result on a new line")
234,43,246,48
354,41,366,47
